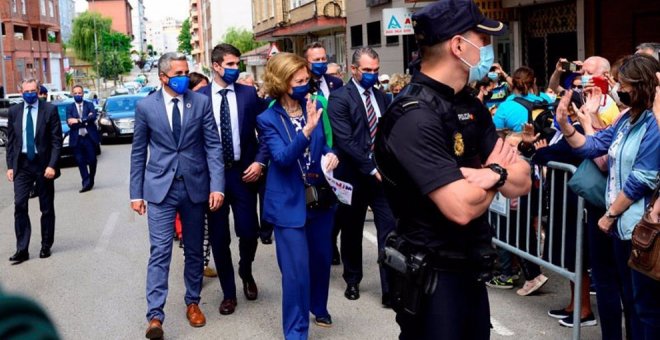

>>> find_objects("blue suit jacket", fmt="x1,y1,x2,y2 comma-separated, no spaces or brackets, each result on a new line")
197,82,269,169
129,89,224,204
66,100,99,146
323,74,344,93
256,99,332,228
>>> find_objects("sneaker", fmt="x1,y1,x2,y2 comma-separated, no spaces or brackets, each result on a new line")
548,308,571,319
516,274,548,296
486,276,514,289
558,313,598,327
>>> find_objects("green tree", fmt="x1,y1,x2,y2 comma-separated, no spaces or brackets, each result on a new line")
177,18,192,54
70,11,112,62
98,31,133,80
221,27,265,54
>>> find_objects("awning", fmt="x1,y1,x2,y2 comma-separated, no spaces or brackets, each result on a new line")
272,17,346,37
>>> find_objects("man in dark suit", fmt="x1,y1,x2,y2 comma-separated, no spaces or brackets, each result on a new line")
66,84,100,192
198,43,269,315
5,78,62,263
130,52,225,339
304,41,344,98
327,47,396,306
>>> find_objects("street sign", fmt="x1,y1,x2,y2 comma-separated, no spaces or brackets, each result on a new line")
3,56,10,61
383,8,414,36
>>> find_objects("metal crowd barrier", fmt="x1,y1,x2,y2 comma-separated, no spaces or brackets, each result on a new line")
488,161,585,340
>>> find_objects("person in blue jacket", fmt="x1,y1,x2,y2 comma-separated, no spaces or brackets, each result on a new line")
493,66,553,132
256,52,340,340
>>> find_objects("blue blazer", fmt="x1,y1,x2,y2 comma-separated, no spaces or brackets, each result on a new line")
130,89,225,204
66,100,99,146
323,74,344,93
256,99,332,228
197,82,269,168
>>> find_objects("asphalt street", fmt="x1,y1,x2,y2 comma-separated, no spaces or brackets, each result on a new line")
0,142,605,340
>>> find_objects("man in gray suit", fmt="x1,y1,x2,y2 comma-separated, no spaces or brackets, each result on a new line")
130,52,225,339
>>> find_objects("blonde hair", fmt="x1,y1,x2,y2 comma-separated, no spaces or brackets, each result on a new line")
262,52,309,99
389,73,411,90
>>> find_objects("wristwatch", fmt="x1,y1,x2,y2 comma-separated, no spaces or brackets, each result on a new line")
486,163,508,189
605,210,620,220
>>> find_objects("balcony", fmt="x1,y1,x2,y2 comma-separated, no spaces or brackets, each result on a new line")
191,9,198,18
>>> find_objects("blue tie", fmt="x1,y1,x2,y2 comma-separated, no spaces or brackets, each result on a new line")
26,105,35,160
219,89,234,167
171,98,181,144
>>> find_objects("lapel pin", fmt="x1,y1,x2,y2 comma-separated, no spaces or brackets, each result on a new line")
186,103,192,109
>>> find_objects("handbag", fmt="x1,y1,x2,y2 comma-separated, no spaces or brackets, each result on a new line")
567,159,607,209
628,184,660,281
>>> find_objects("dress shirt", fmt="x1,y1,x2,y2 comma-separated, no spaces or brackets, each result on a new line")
21,101,39,154
161,88,184,130
211,81,241,161
77,103,88,136
317,76,330,98
352,78,382,118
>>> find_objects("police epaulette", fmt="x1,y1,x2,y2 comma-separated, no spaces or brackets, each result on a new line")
401,101,419,109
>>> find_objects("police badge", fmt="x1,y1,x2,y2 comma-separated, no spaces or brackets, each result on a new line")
454,132,464,157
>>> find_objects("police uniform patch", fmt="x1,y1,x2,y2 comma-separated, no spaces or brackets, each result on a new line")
454,132,464,157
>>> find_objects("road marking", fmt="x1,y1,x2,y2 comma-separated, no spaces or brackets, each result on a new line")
491,317,515,336
94,212,120,253
363,230,378,245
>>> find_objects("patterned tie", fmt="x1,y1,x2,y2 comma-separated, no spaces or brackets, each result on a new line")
171,98,181,143
364,89,377,149
219,89,234,167
26,105,35,160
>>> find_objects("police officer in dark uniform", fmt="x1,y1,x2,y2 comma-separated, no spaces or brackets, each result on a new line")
374,1,532,339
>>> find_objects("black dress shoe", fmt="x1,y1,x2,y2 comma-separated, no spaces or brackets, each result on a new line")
9,251,29,263
79,185,92,193
344,283,360,300
260,237,272,245
39,247,51,258
314,314,333,328
243,279,258,300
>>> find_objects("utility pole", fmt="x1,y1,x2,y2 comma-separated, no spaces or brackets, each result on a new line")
93,0,101,94
0,27,7,99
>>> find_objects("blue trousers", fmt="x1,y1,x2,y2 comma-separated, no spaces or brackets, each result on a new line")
631,263,660,339
274,207,334,340
145,180,205,322
207,167,260,299
73,136,97,188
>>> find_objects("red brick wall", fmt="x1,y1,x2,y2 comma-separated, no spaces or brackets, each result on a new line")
89,0,132,36
596,0,660,62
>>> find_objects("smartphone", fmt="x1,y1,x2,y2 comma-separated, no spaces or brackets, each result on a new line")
561,61,581,72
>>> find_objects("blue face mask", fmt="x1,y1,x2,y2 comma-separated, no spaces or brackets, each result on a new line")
221,68,240,85
290,84,310,101
359,72,378,89
311,62,328,77
74,95,84,103
22,92,38,104
166,75,190,95
459,37,495,83
487,71,499,81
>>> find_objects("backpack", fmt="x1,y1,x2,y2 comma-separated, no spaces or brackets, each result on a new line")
513,97,556,141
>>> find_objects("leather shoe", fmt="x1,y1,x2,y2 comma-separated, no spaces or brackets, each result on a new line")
186,303,206,327
79,185,92,193
219,298,237,315
314,314,333,328
344,283,360,300
9,251,29,263
260,237,272,245
39,247,51,259
243,279,258,301
145,319,163,339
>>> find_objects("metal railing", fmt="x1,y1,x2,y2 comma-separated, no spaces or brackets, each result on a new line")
488,161,585,340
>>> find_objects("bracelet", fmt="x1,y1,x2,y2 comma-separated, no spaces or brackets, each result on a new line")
564,127,577,138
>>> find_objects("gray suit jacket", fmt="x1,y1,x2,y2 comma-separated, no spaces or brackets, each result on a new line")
129,89,224,204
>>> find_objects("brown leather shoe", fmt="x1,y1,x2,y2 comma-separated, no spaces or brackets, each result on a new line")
243,279,258,301
186,303,206,327
219,298,237,315
145,319,163,339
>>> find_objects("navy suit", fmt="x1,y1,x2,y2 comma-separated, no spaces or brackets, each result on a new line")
66,100,99,189
197,82,269,300
130,89,224,322
327,79,395,297
6,101,62,255
257,99,336,340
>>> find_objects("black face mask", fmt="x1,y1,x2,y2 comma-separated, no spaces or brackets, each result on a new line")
616,91,632,107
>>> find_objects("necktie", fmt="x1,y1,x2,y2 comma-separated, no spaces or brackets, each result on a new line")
219,89,234,167
364,89,377,149
171,98,181,144
26,105,35,160
78,104,87,137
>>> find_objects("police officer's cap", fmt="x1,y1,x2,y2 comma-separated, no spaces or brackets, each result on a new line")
412,0,508,47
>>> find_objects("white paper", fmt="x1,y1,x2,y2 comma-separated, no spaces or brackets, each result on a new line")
489,192,509,216
321,154,353,205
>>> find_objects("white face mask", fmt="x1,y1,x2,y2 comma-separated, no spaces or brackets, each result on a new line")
609,82,623,106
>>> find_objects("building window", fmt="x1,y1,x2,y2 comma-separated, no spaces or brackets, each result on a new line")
386,35,399,46
49,0,54,17
367,21,381,46
21,0,26,14
262,0,267,21
11,0,16,13
270,0,275,18
40,0,46,16
350,25,363,48
290,0,312,9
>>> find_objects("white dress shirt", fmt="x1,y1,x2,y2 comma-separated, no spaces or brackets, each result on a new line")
77,103,88,136
161,88,184,130
211,81,241,161
352,78,382,118
21,101,39,154
316,76,331,98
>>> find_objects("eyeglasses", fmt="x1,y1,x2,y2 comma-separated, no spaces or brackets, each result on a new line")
571,85,583,89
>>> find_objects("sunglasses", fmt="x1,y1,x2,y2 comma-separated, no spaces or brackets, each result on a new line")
571,85,583,89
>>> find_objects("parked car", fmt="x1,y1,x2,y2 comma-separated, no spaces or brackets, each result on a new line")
47,91,73,102
110,87,130,96
139,85,157,94
98,94,144,140
123,81,141,94
52,99,102,158
0,117,7,147
6,93,23,105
